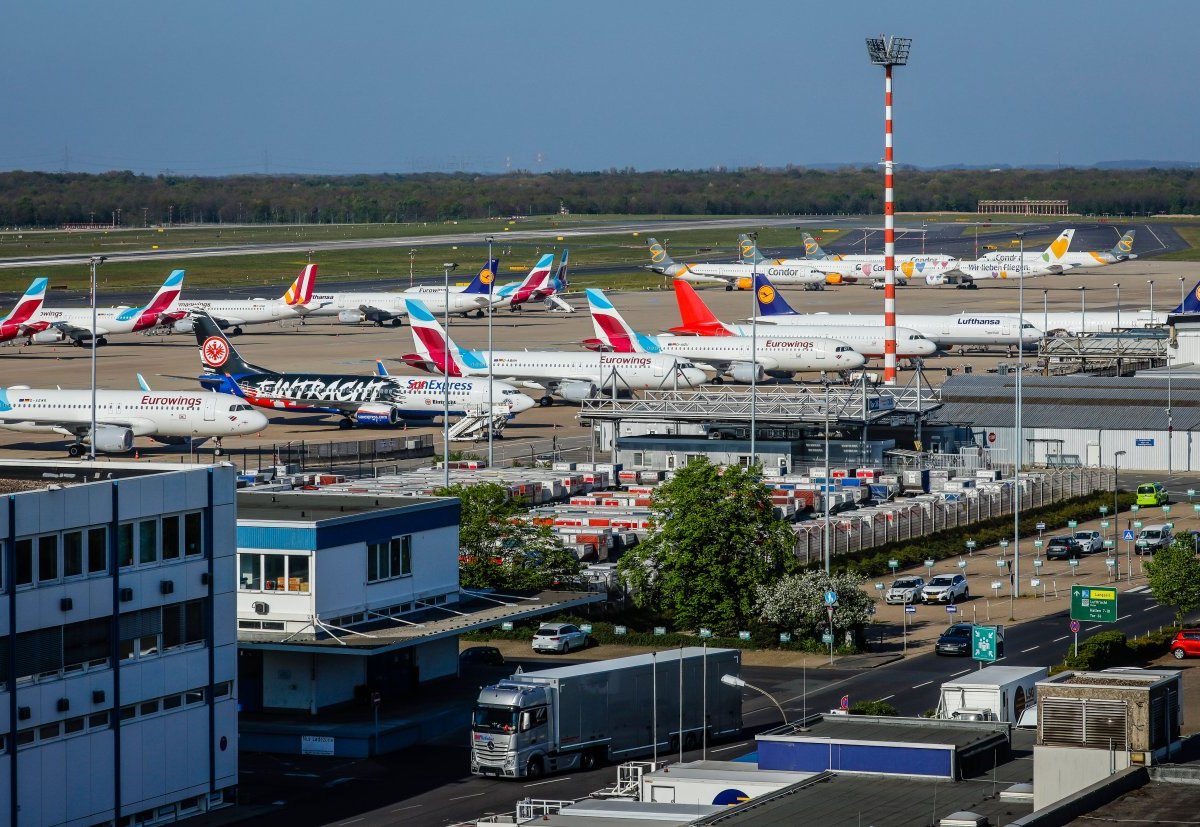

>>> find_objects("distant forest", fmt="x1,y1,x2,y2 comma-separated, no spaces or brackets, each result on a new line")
1,167,1198,227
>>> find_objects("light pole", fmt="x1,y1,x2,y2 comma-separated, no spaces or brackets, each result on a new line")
485,236,495,468
1079,286,1087,333
1114,283,1121,328
1148,280,1155,318
1043,290,1049,339
1013,231,1025,598
409,249,416,287
88,255,106,460
721,674,789,727
749,232,758,468
442,261,458,490
1115,449,1127,577
1180,277,1186,313
865,35,912,386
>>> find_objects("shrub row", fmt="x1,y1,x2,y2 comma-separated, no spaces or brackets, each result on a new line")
1052,627,1177,673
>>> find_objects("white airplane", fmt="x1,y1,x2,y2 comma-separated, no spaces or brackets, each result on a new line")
1001,276,1190,335
0,385,267,456
944,231,1075,286
172,265,317,335
584,288,865,382
301,260,499,325
28,270,186,347
669,277,939,359
645,238,830,290
401,297,707,406
0,278,50,343
1056,230,1137,271
797,232,960,284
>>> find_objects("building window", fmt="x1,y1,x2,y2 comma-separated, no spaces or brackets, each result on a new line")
665,455,676,470
38,535,59,583
64,717,85,735
138,520,158,565
239,554,261,590
184,512,202,556
632,451,645,467
368,536,412,583
263,554,286,590
14,538,33,586
117,523,134,568
239,553,309,592
63,531,84,578
87,526,107,574
162,515,180,560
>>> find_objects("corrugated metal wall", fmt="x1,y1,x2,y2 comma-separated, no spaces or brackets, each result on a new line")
985,426,1195,472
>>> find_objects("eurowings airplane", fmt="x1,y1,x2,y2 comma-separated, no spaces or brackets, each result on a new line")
0,384,266,456
401,297,707,405
583,288,864,382
301,260,499,326
188,311,532,426
491,251,573,311
0,278,50,343
776,234,960,284
668,277,937,359
28,270,186,346
172,264,317,334
645,238,829,290
946,231,1076,285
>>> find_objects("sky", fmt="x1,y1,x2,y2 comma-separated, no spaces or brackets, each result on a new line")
3,0,1198,176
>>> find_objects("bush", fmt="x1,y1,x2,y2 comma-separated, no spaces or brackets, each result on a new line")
1056,628,1176,671
850,700,899,716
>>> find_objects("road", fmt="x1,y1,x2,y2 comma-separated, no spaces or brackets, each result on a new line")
232,588,1181,827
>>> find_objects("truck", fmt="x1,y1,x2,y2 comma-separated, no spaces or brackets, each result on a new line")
470,647,743,779
935,664,1049,723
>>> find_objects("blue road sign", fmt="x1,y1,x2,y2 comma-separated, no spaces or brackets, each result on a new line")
904,605,917,614
946,605,958,614
1123,529,1136,541
824,590,838,606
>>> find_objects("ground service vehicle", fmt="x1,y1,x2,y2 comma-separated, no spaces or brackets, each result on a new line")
1171,630,1200,659
1137,482,1169,506
936,665,1047,722
470,648,743,779
1135,525,1173,555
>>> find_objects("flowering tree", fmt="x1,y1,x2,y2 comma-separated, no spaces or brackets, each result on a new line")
755,570,876,636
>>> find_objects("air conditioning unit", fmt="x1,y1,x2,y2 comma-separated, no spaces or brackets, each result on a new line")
252,602,270,615
160,580,174,595
60,597,73,612
119,588,133,602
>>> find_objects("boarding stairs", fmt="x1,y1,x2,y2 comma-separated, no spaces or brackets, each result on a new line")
448,405,510,442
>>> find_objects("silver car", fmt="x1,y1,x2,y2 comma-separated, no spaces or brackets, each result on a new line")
1072,531,1103,554
921,573,970,604
885,576,926,605
531,623,589,654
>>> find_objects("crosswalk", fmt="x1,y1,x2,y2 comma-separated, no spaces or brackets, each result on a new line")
1124,585,1152,594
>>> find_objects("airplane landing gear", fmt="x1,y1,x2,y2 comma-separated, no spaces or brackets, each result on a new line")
232,326,245,336
213,437,224,456
68,444,83,458
538,396,554,407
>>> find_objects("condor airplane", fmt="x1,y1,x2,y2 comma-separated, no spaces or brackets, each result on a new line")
584,288,864,382
1056,230,1137,271
401,298,707,406
172,264,317,335
645,238,828,290
0,385,266,456
765,234,958,286
945,231,1076,285
0,278,50,344
28,270,186,346
668,278,937,359
189,311,533,426
301,259,501,326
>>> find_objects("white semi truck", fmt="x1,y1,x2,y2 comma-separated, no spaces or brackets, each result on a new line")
936,665,1049,723
470,647,743,779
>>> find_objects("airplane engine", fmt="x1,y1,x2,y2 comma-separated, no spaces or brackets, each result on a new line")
558,381,598,403
353,404,400,426
727,362,766,384
30,329,67,344
925,273,947,286
85,425,135,453
172,318,195,334
735,277,752,291
338,309,366,324
825,273,843,286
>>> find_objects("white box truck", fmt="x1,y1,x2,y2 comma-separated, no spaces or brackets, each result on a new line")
470,647,742,779
936,665,1049,723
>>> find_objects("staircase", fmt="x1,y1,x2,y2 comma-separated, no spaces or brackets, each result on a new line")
448,405,510,442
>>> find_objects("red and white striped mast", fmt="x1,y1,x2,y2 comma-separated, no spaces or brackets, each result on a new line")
866,35,911,386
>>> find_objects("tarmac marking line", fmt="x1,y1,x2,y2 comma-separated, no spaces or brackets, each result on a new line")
1021,646,1039,653
1053,636,1069,642
448,793,487,801
1143,606,1158,612
911,681,933,689
525,777,572,788
711,742,749,753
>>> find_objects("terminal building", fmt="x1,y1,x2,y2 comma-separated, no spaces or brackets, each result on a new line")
1,461,238,827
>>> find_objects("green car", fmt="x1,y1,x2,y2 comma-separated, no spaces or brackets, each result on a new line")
1136,482,1169,506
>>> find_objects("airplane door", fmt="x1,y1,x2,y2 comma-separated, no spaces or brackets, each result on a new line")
203,395,216,422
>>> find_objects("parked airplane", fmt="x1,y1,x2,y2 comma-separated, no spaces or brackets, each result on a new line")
0,278,50,344
401,298,707,405
1056,230,1138,271
302,260,499,326
668,278,938,359
493,250,573,311
645,238,829,290
583,288,864,382
172,264,317,334
1002,274,1194,335
28,270,186,346
0,384,266,456
188,311,533,427
760,235,959,285
944,231,1075,286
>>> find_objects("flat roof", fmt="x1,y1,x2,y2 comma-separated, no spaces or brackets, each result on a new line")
0,458,207,490
1064,777,1200,825
759,715,1008,751
644,760,813,786
1041,668,1181,690
236,491,448,523
513,647,738,682
940,666,1046,687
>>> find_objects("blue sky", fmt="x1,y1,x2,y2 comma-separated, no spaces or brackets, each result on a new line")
3,0,1196,175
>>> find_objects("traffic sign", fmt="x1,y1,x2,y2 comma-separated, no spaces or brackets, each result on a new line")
1070,620,1081,634
888,559,900,571
1099,506,1109,515
957,559,967,569
904,605,917,614
1071,585,1118,623
1134,521,1144,529
1123,529,1136,541
822,632,834,645
779,632,792,643
966,540,977,550
1034,559,1044,568
1131,504,1140,512
840,695,850,710
972,626,998,662
946,605,958,614
1068,520,1078,529
1101,520,1110,529
824,590,838,606
1034,539,1044,548
1036,522,1046,532
1163,505,1172,513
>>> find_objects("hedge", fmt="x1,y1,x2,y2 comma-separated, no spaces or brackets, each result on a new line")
1051,627,1177,673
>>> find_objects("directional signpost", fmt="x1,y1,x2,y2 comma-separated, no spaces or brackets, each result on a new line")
903,604,915,653
965,539,977,557
824,590,837,665
1070,585,1118,655
972,625,998,668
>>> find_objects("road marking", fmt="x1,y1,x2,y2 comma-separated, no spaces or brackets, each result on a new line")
911,681,933,689
876,695,895,702
338,819,364,826
1086,624,1102,631
1021,646,1039,653
284,773,319,778
525,777,572,788
1143,606,1158,612
1118,614,1132,621
1053,636,1069,642
390,805,422,813
325,778,354,788
448,793,487,801
950,669,971,678
711,742,749,753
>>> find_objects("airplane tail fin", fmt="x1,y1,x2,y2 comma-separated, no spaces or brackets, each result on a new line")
461,259,500,295
669,279,734,336
141,269,186,316
404,298,468,376
1041,230,1075,265
282,264,318,306
3,277,49,324
375,359,390,377
1112,230,1137,260
584,289,655,353
192,311,270,375
738,234,765,265
647,238,676,271
802,233,833,261
551,249,569,290
753,273,798,316
1171,280,1200,314
498,253,555,302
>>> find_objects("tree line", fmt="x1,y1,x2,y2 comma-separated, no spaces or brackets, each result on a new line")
1,166,1197,227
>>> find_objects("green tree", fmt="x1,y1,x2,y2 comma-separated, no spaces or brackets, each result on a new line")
439,483,582,592
1145,535,1200,624
617,460,797,631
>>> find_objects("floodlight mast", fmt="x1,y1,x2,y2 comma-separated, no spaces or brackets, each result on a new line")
865,35,911,387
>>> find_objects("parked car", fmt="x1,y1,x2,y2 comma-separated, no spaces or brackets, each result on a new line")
1046,536,1082,560
885,576,926,605
921,573,969,604
1136,482,1169,506
1071,530,1104,554
1171,630,1200,659
532,623,590,654
935,623,1006,657
460,646,505,666
1135,525,1173,555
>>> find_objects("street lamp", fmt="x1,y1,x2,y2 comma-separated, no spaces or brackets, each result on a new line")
1148,280,1155,318
1013,231,1025,599
721,674,790,727
1079,286,1087,333
1114,283,1121,329
485,236,496,468
1115,450,1127,577
441,261,458,490
88,255,106,460
749,232,758,467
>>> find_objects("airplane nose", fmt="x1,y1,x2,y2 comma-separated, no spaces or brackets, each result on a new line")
513,394,536,413
847,352,867,369
246,412,269,432
684,368,707,386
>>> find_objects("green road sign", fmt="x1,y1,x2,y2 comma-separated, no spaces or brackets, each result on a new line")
821,632,834,645
1034,539,1044,548
1131,505,1140,512
1101,520,1110,529
1099,506,1109,515
1163,505,1172,514
779,632,792,643
972,626,998,662
1071,585,1118,623
1068,520,1078,529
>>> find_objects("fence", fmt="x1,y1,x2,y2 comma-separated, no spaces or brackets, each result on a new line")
793,467,1114,564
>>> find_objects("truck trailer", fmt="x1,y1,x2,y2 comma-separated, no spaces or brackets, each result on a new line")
936,665,1049,723
470,647,743,779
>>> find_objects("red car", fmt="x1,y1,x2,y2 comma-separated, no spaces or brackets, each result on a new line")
1170,630,1200,659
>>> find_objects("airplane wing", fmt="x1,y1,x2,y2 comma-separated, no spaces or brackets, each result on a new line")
545,295,575,312
51,417,159,438
359,304,402,322
52,321,112,340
